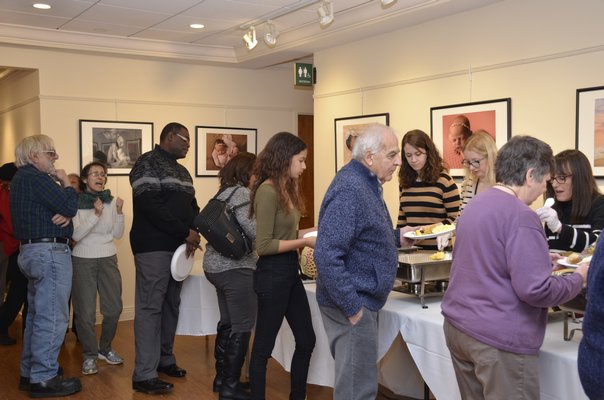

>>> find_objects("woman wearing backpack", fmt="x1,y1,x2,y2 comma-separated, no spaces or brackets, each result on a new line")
248,132,316,400
203,152,257,400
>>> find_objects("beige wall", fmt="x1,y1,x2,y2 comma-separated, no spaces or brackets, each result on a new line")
313,0,604,221
1,45,313,320
0,69,40,162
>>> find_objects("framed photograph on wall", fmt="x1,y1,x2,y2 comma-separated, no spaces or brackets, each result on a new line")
576,85,604,177
196,126,257,177
334,113,389,172
79,120,154,176
430,98,511,177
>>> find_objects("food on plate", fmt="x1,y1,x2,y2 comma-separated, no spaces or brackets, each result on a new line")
415,223,442,236
430,251,445,260
566,253,583,264
432,224,453,234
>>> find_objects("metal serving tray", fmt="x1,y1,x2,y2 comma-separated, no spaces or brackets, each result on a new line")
396,251,452,308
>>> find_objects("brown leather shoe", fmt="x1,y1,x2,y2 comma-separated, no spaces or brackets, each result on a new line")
132,378,174,394
157,364,187,377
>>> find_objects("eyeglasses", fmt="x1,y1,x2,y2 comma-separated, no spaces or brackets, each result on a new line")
42,150,57,157
552,174,572,184
174,133,190,145
88,171,107,178
461,157,485,168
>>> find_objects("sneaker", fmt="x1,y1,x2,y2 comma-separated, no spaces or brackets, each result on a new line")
82,358,98,375
98,349,124,365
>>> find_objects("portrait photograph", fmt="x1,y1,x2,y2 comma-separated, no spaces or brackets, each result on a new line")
196,126,257,177
431,98,511,177
576,86,604,176
80,120,154,175
334,113,389,172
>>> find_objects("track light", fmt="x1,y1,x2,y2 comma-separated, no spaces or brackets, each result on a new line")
263,20,278,47
318,0,334,27
242,26,258,50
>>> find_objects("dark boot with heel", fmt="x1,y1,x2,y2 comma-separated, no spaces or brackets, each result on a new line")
219,331,251,400
213,322,231,392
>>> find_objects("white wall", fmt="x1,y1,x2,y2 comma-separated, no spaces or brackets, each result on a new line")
1,45,313,320
313,0,604,222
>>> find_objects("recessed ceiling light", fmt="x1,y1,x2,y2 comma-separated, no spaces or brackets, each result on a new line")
190,23,205,29
33,3,51,10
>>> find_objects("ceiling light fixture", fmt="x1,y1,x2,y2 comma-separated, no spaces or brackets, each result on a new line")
33,3,51,9
263,20,278,47
190,23,205,29
242,26,258,50
318,0,334,27
380,0,398,6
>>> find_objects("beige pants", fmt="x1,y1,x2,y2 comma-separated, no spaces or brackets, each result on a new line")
443,319,540,400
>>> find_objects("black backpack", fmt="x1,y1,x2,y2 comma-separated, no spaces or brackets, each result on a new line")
194,186,252,260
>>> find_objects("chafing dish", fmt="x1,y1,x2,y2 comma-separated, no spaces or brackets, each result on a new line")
553,269,586,340
394,250,452,308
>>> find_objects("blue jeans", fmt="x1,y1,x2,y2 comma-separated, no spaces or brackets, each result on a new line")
249,252,315,400
18,242,72,383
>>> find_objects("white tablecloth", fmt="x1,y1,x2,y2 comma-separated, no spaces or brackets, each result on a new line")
176,277,587,400
273,284,587,400
176,272,220,336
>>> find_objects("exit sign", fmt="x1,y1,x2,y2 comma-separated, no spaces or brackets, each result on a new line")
294,63,313,86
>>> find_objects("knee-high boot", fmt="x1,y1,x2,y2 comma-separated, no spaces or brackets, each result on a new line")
219,331,251,400
213,322,232,392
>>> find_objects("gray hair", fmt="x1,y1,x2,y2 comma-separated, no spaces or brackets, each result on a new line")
15,134,55,167
351,123,393,161
495,135,553,186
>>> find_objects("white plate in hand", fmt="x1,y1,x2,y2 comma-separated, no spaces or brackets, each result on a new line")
170,244,195,281
403,225,456,240
303,231,318,238
557,255,591,269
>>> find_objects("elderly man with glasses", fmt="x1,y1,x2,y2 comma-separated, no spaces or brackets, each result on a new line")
10,135,81,398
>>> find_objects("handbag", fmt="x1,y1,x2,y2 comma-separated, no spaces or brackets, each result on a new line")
194,186,252,260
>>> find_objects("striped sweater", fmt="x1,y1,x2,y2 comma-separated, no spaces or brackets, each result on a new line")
397,172,460,249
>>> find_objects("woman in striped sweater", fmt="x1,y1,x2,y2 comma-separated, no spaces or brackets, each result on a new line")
398,129,460,250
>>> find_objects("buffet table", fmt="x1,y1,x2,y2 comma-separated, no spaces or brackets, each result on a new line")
176,275,587,400
175,271,220,336
273,284,588,400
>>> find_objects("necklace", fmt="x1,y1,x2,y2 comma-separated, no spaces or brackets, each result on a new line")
495,183,519,198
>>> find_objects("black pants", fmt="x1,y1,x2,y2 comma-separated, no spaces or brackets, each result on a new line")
249,252,316,400
0,251,28,335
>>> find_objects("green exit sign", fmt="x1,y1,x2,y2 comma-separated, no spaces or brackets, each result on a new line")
294,63,313,86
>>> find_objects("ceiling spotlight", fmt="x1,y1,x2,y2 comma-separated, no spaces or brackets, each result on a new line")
190,23,205,29
381,0,397,5
243,26,258,50
263,20,278,47
318,0,334,27
33,3,51,9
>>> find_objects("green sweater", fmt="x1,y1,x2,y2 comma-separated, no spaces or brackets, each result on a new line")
254,182,299,256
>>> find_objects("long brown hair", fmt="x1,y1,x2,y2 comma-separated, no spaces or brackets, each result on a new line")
546,149,601,224
218,152,256,189
250,132,307,216
399,129,446,188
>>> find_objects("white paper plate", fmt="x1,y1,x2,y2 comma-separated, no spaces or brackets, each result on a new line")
403,225,455,240
303,230,318,238
557,255,591,269
171,244,195,281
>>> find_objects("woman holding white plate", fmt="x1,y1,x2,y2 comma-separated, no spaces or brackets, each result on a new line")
397,129,460,250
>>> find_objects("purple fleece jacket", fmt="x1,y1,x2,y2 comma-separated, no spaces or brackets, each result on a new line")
442,188,584,355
